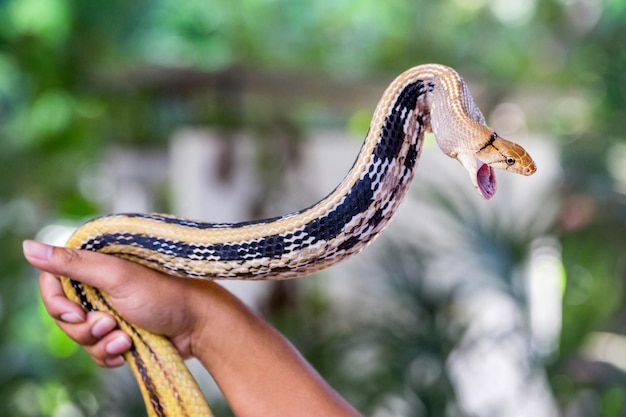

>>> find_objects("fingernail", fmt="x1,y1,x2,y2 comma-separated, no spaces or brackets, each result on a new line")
106,335,132,355
23,240,52,261
104,356,125,367
60,312,84,323
91,317,117,338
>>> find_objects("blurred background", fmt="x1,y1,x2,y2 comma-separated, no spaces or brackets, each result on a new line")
1,0,625,416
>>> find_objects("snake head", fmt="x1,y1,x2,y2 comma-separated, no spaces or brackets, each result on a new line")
457,131,537,200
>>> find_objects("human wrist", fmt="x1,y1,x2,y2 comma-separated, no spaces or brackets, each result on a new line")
185,282,250,365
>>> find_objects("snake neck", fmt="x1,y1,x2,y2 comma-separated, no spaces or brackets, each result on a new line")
264,64,476,274
69,65,472,280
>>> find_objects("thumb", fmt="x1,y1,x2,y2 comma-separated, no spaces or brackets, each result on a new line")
23,240,130,293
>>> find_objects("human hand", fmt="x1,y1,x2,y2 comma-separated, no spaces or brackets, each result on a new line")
23,240,222,368
24,240,363,417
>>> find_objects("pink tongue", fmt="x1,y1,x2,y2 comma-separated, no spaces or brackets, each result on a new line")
477,162,496,200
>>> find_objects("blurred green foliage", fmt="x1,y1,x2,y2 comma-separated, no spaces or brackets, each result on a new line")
2,0,626,416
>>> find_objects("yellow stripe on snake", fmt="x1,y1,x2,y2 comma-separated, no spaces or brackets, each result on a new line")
62,64,536,416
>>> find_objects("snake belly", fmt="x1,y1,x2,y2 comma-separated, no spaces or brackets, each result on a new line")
61,64,536,417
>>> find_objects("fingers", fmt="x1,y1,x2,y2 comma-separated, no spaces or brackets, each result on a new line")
74,314,133,368
39,270,86,323
39,271,132,368
84,319,133,368
53,309,132,368
57,308,132,368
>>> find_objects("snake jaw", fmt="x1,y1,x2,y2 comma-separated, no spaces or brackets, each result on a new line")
476,160,497,200
456,152,497,200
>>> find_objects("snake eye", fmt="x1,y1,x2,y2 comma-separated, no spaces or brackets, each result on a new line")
505,157,515,166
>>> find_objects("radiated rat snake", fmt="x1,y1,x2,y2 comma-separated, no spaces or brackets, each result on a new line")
62,64,536,416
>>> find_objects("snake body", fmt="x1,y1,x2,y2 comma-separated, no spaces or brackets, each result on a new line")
62,64,536,416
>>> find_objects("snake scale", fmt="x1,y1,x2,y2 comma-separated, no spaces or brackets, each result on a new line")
62,64,536,416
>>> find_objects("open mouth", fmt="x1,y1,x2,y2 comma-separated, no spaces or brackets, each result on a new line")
477,160,497,200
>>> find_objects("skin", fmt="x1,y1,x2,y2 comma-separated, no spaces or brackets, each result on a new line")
23,240,362,417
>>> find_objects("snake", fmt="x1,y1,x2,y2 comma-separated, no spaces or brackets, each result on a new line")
61,64,536,416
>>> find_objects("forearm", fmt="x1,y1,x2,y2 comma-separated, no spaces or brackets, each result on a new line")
188,283,362,417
